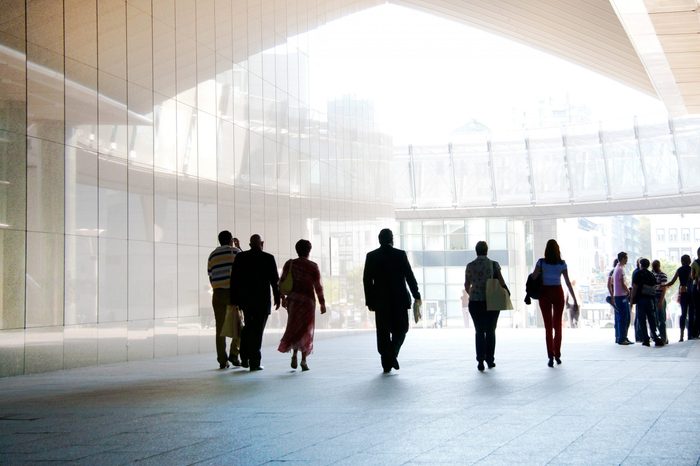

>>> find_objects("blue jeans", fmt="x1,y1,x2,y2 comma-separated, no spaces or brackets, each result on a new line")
614,296,631,343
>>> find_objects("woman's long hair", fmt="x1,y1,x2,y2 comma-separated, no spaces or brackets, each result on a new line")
544,239,562,264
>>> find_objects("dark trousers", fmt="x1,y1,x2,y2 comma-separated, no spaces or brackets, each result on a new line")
636,297,659,342
679,292,691,337
374,306,409,370
240,307,269,368
468,300,499,364
539,285,564,358
692,288,700,338
213,289,237,365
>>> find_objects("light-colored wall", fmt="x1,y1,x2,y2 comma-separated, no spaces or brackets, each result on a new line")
0,0,393,376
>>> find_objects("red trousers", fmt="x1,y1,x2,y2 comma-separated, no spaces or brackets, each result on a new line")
539,285,564,358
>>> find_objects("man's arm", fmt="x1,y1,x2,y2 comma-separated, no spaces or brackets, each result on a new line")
269,256,280,309
363,253,374,310
403,251,421,301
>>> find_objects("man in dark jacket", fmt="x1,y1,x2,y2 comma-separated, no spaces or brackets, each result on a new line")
230,234,280,371
363,228,421,373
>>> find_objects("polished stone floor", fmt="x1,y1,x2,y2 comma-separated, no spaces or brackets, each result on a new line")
1,328,699,465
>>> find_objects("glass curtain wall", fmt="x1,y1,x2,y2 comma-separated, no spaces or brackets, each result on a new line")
0,0,392,376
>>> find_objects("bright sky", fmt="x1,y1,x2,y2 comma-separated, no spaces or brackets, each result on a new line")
305,4,667,145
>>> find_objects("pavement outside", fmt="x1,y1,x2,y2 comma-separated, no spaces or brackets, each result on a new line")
1,328,699,465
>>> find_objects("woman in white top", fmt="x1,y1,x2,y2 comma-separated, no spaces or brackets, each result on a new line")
530,239,577,367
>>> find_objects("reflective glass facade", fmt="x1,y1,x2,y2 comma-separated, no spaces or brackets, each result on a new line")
0,0,392,376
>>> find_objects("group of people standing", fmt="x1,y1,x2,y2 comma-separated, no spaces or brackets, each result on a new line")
608,248,700,347
207,231,326,372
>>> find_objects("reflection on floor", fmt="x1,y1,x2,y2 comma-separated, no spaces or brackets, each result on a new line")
1,328,699,465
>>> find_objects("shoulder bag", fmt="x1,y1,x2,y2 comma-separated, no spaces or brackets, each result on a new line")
486,260,513,311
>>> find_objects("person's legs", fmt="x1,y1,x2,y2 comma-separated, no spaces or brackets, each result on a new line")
550,287,565,358
636,299,651,343
613,301,622,343
484,309,500,365
618,297,631,342
468,301,487,363
246,310,268,370
679,293,689,341
688,292,697,339
212,289,229,366
228,306,241,361
374,310,392,371
656,299,667,343
539,289,554,358
389,305,409,362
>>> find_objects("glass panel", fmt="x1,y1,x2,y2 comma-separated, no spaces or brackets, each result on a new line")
0,130,26,230
25,327,64,373
64,235,98,325
26,137,64,234
128,163,154,241
0,3,26,135
602,127,644,198
97,0,127,79
1,330,24,375
97,72,127,158
178,245,199,317
63,324,98,369
453,142,492,207
674,116,700,191
152,11,177,98
65,58,98,150
0,229,25,330
27,0,63,55
177,174,198,246
155,242,177,318
153,96,177,171
529,131,569,202
26,231,64,327
127,319,154,361
128,240,154,320
127,3,153,90
27,43,65,145
413,147,452,208
177,103,197,176
65,0,97,67
154,169,177,243
198,180,218,247
392,152,412,208
197,110,217,181
491,138,530,205
565,128,607,201
467,218,486,248
175,0,197,106
98,155,128,239
446,220,466,250
98,237,127,322
196,42,216,116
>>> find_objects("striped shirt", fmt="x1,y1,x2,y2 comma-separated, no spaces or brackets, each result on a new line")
653,270,667,298
207,245,240,289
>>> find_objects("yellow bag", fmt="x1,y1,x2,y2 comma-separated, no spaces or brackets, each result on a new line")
485,261,513,311
220,305,240,338
280,260,293,295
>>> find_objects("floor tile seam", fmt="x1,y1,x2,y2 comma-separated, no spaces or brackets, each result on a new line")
543,410,614,465
617,381,686,465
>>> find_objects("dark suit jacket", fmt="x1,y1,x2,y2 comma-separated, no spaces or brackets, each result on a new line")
229,248,280,314
363,245,421,311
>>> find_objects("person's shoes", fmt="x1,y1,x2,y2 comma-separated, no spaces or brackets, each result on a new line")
219,362,230,369
654,339,664,347
229,357,241,367
477,361,485,371
383,367,391,374
392,358,400,371
240,359,249,368
300,361,309,371
624,339,634,344
249,365,264,371
679,337,684,342
555,357,562,365
486,361,496,369
642,340,651,347
547,358,554,368
291,354,298,369
621,340,634,345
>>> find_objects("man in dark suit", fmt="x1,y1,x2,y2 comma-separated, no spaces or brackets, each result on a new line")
230,234,280,371
363,228,421,373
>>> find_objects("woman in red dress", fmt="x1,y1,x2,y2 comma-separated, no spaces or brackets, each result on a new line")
278,239,326,371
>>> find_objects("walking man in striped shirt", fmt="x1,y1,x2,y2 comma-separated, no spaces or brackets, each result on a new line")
208,230,241,369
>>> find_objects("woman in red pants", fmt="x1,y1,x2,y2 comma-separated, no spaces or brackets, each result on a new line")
530,239,578,367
